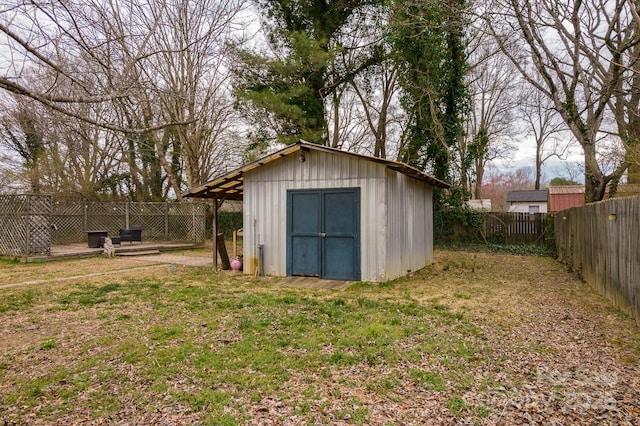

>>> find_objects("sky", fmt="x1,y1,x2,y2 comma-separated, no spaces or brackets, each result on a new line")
489,135,584,184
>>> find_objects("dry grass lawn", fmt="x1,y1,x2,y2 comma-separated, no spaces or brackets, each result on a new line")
0,249,639,425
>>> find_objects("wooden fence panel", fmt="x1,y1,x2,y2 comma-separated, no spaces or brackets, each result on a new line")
482,212,546,244
555,196,640,324
50,201,208,245
0,194,50,256
0,197,208,257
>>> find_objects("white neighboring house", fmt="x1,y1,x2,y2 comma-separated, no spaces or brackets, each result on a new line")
506,190,549,213
466,199,492,211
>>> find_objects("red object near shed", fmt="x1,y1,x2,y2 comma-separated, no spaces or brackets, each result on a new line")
548,185,584,212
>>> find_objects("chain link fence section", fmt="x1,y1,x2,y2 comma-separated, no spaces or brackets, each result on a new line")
0,194,51,256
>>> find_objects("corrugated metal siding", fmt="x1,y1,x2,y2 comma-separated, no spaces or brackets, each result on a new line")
243,150,387,281
385,170,433,280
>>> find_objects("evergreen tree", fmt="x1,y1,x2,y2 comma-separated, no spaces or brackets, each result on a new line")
233,0,382,146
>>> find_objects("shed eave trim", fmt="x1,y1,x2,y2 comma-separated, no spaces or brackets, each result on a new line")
183,140,449,199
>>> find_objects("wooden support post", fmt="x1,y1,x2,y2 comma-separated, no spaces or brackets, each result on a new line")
217,233,231,270
212,198,218,270
24,195,30,255
211,197,228,269
164,202,169,240
233,230,237,258
83,203,88,232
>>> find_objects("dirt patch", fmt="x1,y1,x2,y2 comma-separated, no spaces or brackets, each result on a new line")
0,257,161,286
130,253,214,267
0,251,218,289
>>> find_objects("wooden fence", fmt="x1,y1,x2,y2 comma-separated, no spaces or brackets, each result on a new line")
483,212,546,244
50,200,208,245
0,195,208,257
0,194,51,256
555,196,640,323
434,211,547,245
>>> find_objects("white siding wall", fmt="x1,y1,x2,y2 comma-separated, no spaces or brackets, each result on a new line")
385,170,434,281
508,202,548,213
243,150,388,282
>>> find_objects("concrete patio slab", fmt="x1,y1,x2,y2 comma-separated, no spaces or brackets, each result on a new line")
22,241,200,262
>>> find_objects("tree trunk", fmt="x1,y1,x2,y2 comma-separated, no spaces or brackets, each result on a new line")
474,160,485,199
331,90,341,148
535,143,542,190
583,143,606,202
628,152,640,184
374,109,387,158
151,133,184,201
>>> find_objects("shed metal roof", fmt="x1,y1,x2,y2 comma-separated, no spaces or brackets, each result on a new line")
183,141,449,200
506,190,549,203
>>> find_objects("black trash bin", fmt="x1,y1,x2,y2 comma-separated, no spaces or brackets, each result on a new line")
86,230,108,248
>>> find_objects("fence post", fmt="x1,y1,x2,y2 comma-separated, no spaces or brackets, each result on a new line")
24,195,30,256
83,203,88,232
192,203,196,243
212,198,218,269
165,202,169,240
45,196,52,255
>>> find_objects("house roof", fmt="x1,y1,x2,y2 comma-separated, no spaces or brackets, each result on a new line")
506,190,549,203
183,141,449,200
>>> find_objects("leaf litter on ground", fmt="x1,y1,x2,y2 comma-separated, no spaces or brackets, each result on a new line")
0,249,638,425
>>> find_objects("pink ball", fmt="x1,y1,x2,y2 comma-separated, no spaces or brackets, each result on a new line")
230,257,242,271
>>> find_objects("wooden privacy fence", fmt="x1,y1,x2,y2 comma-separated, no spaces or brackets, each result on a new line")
0,194,208,256
555,196,640,323
434,211,547,244
483,212,546,244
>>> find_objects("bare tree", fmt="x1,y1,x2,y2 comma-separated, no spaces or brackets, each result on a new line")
488,0,640,202
0,98,45,192
563,161,585,184
147,0,246,187
0,0,246,199
611,41,640,185
0,150,20,193
324,4,402,158
346,61,399,158
0,92,127,199
518,85,572,190
328,86,370,151
463,27,518,198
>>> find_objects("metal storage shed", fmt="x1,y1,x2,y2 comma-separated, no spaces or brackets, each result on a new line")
184,141,448,282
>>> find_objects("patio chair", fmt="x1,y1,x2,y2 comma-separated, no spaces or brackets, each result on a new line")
119,225,142,244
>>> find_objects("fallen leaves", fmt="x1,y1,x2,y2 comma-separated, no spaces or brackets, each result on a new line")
1,249,639,424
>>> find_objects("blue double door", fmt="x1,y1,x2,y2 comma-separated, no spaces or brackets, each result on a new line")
286,188,360,281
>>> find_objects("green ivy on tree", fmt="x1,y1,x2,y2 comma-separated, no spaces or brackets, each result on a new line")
390,0,471,209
